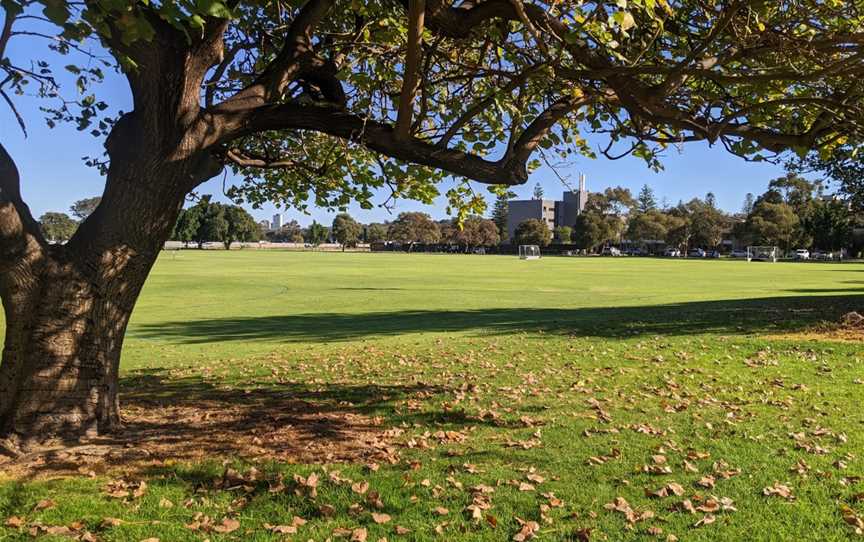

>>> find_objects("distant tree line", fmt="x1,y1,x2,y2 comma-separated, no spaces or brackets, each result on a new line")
41,174,862,255
511,175,861,254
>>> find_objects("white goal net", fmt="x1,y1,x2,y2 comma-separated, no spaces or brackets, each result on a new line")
519,245,541,260
747,246,779,262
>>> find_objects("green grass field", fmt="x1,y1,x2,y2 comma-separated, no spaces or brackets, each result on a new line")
1,252,864,541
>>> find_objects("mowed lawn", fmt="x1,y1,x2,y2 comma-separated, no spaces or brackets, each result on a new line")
1,252,864,541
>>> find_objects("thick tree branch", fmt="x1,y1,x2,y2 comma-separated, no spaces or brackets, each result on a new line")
395,0,425,139
0,143,45,278
218,103,535,185
220,0,337,110
0,6,13,61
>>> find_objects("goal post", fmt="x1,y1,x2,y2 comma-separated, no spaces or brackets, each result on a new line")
519,245,541,260
747,246,779,262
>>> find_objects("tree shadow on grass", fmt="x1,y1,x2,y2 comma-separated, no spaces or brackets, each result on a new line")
134,293,864,344
1,370,512,479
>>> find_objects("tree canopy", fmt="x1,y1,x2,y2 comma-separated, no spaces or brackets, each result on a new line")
3,0,864,443
331,212,362,248
37,211,77,242
4,0,864,217
514,218,552,247
69,197,102,220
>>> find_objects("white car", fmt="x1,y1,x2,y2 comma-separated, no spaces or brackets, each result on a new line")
664,248,681,257
794,249,810,260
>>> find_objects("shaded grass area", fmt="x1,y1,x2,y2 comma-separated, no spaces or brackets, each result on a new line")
1,252,864,541
136,294,863,343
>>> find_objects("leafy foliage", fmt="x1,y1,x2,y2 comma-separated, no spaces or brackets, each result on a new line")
69,196,101,220
513,218,552,247
304,221,329,246
387,212,441,245
37,211,76,242
331,212,362,249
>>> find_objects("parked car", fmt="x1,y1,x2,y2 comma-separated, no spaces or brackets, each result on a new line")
812,250,833,261
707,250,721,258
601,246,622,256
794,249,810,260
688,248,706,258
730,249,748,258
664,248,681,257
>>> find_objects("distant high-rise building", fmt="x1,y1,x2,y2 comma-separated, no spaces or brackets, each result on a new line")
272,213,283,230
259,219,271,231
507,175,590,240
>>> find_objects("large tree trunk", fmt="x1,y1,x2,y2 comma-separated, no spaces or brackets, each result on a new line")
0,116,222,449
0,256,144,445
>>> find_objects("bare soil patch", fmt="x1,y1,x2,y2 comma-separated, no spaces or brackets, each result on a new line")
0,374,401,479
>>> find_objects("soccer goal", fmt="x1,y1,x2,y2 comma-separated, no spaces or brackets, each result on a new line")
519,245,541,260
747,246,779,262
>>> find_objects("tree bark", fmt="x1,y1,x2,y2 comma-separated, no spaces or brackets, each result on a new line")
0,257,138,445
0,115,222,449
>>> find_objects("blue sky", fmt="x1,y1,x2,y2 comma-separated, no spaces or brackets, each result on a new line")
3,34,789,227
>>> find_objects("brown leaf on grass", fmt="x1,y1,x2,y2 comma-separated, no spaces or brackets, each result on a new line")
319,504,336,517
696,499,720,513
573,527,592,541
666,482,685,496
5,516,24,528
101,518,124,528
642,464,673,475
213,518,240,533
677,499,697,514
351,527,368,542
265,523,298,534
693,514,716,527
841,505,864,534
604,497,654,524
526,472,545,484
763,482,795,501
790,459,810,474
265,516,306,534
434,507,449,516
139,538,160,542
352,481,370,495
696,475,715,489
371,512,391,524
105,479,147,500
512,518,540,541
395,525,411,534
34,499,55,511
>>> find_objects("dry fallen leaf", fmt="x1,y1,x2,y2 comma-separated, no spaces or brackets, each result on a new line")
763,482,795,501
694,514,716,527
213,518,240,533
371,512,391,524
